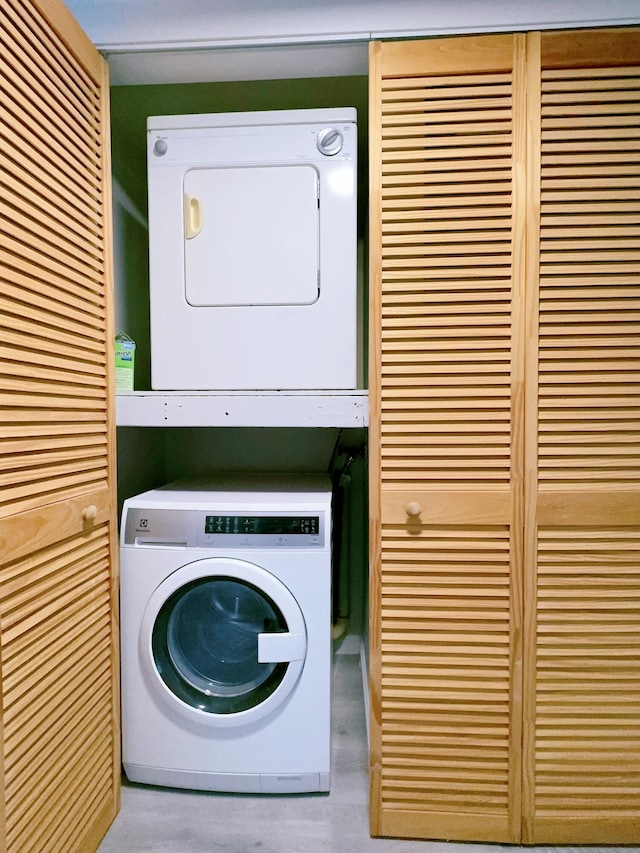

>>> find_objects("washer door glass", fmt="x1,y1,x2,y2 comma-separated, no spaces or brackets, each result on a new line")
152,577,288,714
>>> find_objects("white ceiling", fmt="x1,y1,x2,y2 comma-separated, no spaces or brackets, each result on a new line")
63,0,640,84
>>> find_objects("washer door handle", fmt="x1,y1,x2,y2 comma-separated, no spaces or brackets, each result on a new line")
258,631,306,663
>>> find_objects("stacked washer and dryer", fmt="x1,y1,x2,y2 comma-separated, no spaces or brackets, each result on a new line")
119,109,358,794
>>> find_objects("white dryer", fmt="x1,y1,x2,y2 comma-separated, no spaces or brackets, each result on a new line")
120,475,332,794
147,108,358,391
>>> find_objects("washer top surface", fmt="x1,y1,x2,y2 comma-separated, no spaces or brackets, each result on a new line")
126,473,332,507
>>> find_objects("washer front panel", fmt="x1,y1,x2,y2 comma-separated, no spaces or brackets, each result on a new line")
120,478,332,792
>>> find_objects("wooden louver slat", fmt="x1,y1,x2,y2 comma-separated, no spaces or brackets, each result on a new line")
379,527,512,813
533,531,640,823
378,66,515,486
1,528,114,851
537,67,640,489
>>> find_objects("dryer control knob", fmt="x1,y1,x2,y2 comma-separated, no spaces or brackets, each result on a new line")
316,127,344,156
153,138,168,157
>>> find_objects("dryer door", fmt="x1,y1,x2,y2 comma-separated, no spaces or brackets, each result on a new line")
140,557,307,728
183,164,320,307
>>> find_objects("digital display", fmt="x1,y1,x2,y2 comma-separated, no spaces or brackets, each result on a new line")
205,515,320,535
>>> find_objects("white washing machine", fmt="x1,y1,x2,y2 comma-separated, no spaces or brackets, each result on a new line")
120,474,332,794
147,107,358,391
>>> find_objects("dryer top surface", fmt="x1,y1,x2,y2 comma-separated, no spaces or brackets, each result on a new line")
147,107,356,132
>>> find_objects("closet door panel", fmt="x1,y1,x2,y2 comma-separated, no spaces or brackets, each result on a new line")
0,521,115,852
0,0,119,850
523,30,640,844
369,35,526,842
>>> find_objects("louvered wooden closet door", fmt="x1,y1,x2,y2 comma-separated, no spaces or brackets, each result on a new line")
522,28,640,845
0,0,120,851
368,35,527,842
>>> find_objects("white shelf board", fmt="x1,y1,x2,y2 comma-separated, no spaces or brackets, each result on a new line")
116,390,369,428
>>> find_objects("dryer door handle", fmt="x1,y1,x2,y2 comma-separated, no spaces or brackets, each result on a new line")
258,631,306,663
184,194,203,239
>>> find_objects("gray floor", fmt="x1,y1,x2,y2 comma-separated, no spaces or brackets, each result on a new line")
98,654,640,853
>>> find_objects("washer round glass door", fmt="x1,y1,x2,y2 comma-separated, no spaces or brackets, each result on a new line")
140,558,307,727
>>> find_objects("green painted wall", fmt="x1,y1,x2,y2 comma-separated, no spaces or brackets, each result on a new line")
110,76,369,217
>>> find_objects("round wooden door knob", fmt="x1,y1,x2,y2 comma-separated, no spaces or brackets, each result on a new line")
82,505,98,522
405,501,422,518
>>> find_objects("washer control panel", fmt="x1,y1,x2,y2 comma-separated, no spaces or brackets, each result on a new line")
122,508,326,549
